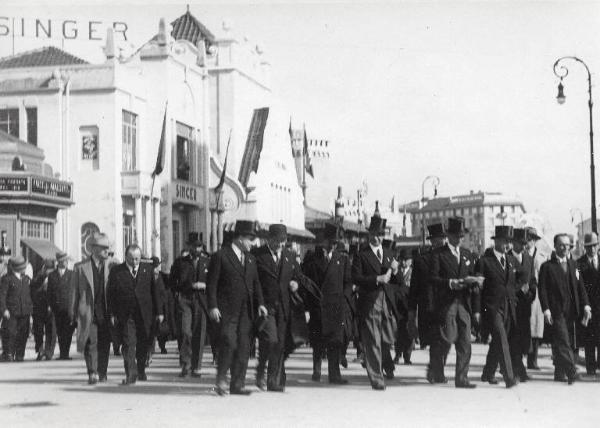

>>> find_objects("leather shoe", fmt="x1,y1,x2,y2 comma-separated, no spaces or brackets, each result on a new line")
256,376,267,391
267,385,285,392
190,370,201,378
215,382,228,396
88,373,99,385
383,369,394,380
481,374,498,385
404,360,412,365
568,373,581,385
505,378,519,389
519,373,530,383
138,373,148,381
329,377,349,385
456,382,477,389
311,373,321,382
554,374,567,383
372,383,386,390
230,388,253,395
121,376,137,386
98,375,107,383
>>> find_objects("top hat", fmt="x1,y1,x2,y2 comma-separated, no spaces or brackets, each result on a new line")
491,225,514,240
234,220,257,238
584,232,599,247
513,228,527,244
268,224,287,242
427,223,446,239
91,233,110,248
55,251,69,263
525,227,541,241
323,223,342,241
368,215,387,235
187,232,203,247
9,255,27,272
447,217,469,236
151,256,161,267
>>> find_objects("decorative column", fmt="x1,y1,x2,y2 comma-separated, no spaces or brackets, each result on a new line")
144,197,152,256
134,195,143,247
217,210,224,249
210,209,218,253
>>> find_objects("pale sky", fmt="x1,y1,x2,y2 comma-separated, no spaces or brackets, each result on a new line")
3,0,600,235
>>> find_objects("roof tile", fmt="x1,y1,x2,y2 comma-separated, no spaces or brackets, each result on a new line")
0,46,88,70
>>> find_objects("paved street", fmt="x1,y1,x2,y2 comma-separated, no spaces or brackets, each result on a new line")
0,339,599,428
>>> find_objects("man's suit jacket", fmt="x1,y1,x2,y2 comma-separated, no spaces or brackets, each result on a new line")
352,245,403,322
577,254,600,343
207,244,264,323
430,245,479,318
303,248,353,345
71,257,115,353
106,262,163,337
0,272,33,316
539,253,589,320
476,249,518,322
170,254,210,313
408,249,437,314
47,269,74,314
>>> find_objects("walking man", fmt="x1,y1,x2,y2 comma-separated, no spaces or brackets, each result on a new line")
48,252,75,360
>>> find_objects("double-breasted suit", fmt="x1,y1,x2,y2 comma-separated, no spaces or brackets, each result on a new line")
207,244,264,392
577,253,600,373
429,245,479,385
352,246,401,387
408,249,438,347
0,272,32,361
47,269,75,359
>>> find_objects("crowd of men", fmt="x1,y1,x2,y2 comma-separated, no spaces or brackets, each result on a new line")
1,213,600,394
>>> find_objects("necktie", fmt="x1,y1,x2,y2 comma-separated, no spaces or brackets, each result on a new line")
500,256,506,270
376,249,382,264
240,252,245,266
132,267,137,278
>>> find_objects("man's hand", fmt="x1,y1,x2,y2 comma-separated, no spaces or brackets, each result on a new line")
520,283,529,294
258,305,268,317
377,269,392,285
2,309,9,320
192,281,206,290
449,279,465,290
110,316,116,326
156,315,164,324
473,312,481,327
582,305,592,327
544,309,553,325
209,308,221,322
289,280,299,293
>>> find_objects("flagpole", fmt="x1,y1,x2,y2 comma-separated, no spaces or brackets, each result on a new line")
302,123,307,203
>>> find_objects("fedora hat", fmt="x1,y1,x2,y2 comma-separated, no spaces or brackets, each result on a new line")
584,232,599,247
491,225,514,240
427,223,446,240
55,251,69,263
91,233,110,248
268,224,287,242
368,215,387,235
447,217,468,236
513,228,527,244
234,220,257,238
524,227,541,241
9,255,27,272
399,248,412,260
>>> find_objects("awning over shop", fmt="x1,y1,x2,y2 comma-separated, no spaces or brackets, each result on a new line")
21,238,63,261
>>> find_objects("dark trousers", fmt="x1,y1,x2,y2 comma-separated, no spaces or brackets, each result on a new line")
216,301,253,392
527,338,540,368
33,312,56,358
551,315,577,378
482,307,523,383
312,343,343,380
84,321,111,377
584,344,600,374
433,300,471,386
178,294,207,371
54,310,75,358
118,311,149,380
257,308,288,389
395,322,414,363
361,293,396,387
4,316,30,360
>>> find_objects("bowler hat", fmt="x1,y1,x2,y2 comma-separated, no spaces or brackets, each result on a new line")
491,225,514,240
187,232,203,247
9,255,27,272
525,227,541,241
268,224,287,242
234,220,257,238
513,228,527,244
447,217,468,236
323,223,341,241
368,215,387,235
427,223,446,239
55,251,69,263
399,248,412,260
91,233,110,248
584,232,599,247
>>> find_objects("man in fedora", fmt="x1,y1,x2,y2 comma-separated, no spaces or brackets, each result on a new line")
430,217,480,388
72,232,116,384
539,233,591,384
577,232,600,375
352,214,401,390
303,223,353,385
170,232,210,378
525,227,546,370
31,259,57,361
477,226,520,388
408,223,448,383
252,224,310,392
207,220,267,395
47,251,75,360
0,256,33,361
394,248,414,365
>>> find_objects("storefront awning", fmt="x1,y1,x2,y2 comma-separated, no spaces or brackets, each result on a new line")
21,238,63,261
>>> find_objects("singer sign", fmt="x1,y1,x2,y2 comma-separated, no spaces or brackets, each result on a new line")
0,17,128,41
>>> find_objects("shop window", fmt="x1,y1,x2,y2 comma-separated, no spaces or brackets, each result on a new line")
176,122,193,181
26,108,37,146
0,108,19,138
21,220,54,241
122,110,137,171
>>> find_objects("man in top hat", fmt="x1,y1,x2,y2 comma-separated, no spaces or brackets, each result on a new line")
539,233,591,384
207,220,267,395
477,226,520,388
170,232,211,378
408,223,448,383
525,227,546,370
251,224,312,392
576,232,600,375
429,217,480,388
72,232,117,384
303,223,353,385
0,256,33,361
352,214,401,390
394,248,414,365
47,251,75,360
107,244,163,385
31,259,57,361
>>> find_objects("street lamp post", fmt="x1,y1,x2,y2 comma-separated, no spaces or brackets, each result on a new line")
554,56,597,233
570,207,585,254
421,175,440,246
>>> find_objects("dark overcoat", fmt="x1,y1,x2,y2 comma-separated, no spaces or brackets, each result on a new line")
0,272,33,316
47,269,75,314
577,254,600,346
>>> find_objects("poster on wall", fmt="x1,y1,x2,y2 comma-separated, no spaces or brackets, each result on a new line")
81,127,99,160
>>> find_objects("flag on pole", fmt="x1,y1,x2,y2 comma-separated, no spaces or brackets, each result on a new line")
303,124,314,178
288,117,293,143
152,103,167,177
215,130,232,194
